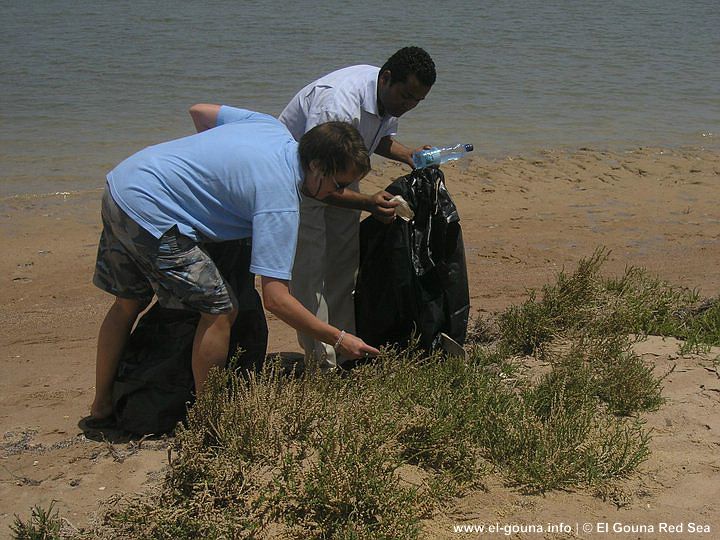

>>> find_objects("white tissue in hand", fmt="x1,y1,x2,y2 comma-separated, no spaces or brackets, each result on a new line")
390,195,414,221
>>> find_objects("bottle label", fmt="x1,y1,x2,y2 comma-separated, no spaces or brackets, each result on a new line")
423,148,441,166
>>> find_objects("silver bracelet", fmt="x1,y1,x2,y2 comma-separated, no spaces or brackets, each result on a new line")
334,330,346,351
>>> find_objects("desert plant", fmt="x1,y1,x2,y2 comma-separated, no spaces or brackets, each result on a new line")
11,502,64,540
469,364,651,491
497,248,716,356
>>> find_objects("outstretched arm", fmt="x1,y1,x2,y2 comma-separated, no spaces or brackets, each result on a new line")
189,103,222,133
374,135,416,168
261,276,379,358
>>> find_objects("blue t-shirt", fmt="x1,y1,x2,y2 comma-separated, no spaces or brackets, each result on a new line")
107,107,303,280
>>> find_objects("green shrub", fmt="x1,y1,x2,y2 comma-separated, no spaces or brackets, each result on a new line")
495,248,714,355
11,503,63,540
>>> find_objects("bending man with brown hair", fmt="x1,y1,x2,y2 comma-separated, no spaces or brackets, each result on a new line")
90,107,378,421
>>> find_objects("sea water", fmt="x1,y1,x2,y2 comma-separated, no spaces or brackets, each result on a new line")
1,0,718,196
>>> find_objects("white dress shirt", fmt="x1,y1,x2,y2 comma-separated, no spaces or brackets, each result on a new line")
278,65,398,154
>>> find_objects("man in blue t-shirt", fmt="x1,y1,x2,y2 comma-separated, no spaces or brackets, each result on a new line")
89,107,379,422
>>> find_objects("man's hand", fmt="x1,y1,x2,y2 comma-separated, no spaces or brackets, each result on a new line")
338,333,380,359
261,276,379,359
368,190,400,223
409,144,433,169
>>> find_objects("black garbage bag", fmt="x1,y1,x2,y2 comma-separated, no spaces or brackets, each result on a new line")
355,167,470,352
112,240,268,435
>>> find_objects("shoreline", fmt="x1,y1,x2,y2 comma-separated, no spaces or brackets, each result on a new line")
1,145,719,533
2,143,719,201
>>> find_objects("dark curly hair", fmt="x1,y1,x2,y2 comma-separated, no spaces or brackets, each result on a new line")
380,46,436,88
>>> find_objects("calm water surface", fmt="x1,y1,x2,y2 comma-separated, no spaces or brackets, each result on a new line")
1,0,718,196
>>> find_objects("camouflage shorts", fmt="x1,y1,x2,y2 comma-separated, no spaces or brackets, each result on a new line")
93,188,236,314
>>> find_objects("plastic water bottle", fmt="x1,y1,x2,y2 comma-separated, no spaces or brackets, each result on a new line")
412,143,474,169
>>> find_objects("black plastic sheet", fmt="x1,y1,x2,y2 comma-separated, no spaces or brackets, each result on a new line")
355,167,470,352
112,240,267,435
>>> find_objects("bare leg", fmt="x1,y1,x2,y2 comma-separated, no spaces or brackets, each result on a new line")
91,297,148,419
192,309,237,395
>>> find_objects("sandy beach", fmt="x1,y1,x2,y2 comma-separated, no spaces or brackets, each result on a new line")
1,147,719,537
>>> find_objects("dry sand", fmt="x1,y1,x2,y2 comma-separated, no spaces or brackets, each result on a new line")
1,147,719,538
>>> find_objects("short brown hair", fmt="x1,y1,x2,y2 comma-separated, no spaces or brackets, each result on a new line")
298,121,370,178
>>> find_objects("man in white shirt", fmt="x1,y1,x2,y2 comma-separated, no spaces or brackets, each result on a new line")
281,47,436,369
190,47,436,370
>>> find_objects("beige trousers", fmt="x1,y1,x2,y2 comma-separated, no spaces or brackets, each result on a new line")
290,191,361,370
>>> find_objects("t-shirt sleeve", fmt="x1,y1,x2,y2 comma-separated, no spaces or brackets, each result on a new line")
217,106,257,126
249,210,299,280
